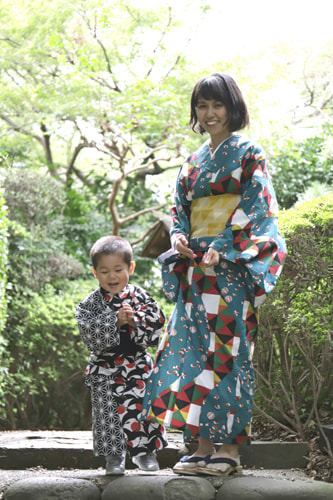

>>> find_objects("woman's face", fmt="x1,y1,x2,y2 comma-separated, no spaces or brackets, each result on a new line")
195,97,230,145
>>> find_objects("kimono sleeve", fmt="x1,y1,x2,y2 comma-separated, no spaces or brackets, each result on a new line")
210,145,287,307
169,160,192,246
75,291,119,354
129,287,165,348
158,161,192,302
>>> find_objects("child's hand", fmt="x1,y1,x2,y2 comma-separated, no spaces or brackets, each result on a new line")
117,303,136,328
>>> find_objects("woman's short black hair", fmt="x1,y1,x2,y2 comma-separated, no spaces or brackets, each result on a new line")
190,73,249,134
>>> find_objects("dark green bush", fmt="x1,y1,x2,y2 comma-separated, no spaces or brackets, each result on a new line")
0,186,9,425
0,169,91,429
0,185,8,335
253,195,333,441
2,280,95,429
269,130,333,209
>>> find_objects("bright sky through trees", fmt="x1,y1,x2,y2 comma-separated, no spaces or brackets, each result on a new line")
132,0,332,64
195,0,332,60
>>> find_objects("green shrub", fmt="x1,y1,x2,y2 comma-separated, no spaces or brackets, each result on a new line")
253,195,333,442
0,186,8,336
1,280,96,429
269,131,333,209
0,186,9,425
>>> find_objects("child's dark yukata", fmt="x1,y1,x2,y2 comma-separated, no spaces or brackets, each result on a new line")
75,284,168,458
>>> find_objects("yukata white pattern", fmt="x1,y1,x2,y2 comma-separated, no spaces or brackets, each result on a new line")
75,284,168,458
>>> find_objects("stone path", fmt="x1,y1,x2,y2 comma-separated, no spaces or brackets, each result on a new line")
0,431,332,499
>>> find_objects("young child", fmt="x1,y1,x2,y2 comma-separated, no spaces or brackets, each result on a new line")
75,235,168,475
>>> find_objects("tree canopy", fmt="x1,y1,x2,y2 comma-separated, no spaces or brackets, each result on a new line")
1,0,332,229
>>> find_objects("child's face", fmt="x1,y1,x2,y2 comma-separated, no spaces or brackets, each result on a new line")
92,253,135,295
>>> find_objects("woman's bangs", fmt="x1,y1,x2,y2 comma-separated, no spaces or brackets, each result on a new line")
197,78,222,102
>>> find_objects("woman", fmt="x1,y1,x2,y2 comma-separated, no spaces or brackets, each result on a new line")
142,73,287,476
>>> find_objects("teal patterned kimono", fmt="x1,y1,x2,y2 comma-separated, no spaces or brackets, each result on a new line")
142,134,287,446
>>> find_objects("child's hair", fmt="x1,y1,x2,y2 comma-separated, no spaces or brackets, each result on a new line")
190,73,249,134
90,235,133,269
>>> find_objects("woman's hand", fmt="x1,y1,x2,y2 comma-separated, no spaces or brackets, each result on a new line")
202,247,219,267
175,235,197,259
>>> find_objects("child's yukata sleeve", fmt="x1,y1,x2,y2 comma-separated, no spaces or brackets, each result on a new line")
75,291,119,354
210,144,287,308
125,287,165,348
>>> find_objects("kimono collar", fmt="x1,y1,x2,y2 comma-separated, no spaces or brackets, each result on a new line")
207,134,236,159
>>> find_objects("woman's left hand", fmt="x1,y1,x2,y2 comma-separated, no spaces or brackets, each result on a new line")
202,247,219,267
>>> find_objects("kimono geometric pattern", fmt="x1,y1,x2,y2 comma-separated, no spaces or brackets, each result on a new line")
142,134,287,446
75,284,168,457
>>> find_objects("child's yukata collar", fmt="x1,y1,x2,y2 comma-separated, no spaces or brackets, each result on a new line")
100,285,129,302
100,286,114,302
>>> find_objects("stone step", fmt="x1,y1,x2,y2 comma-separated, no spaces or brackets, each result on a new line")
1,432,333,500
2,469,333,500
0,430,310,470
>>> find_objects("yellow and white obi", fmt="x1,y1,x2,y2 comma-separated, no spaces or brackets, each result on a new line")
190,193,241,238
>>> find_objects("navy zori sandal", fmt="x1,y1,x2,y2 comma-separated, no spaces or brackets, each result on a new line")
198,456,242,476
173,455,211,475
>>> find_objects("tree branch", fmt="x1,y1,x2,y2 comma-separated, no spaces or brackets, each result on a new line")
81,8,121,92
40,122,53,165
120,203,166,226
0,114,43,145
0,37,21,47
253,401,300,436
130,220,160,247
145,7,172,79
108,176,123,235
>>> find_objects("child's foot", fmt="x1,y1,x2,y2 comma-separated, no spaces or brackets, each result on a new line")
132,452,159,471
105,454,126,475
